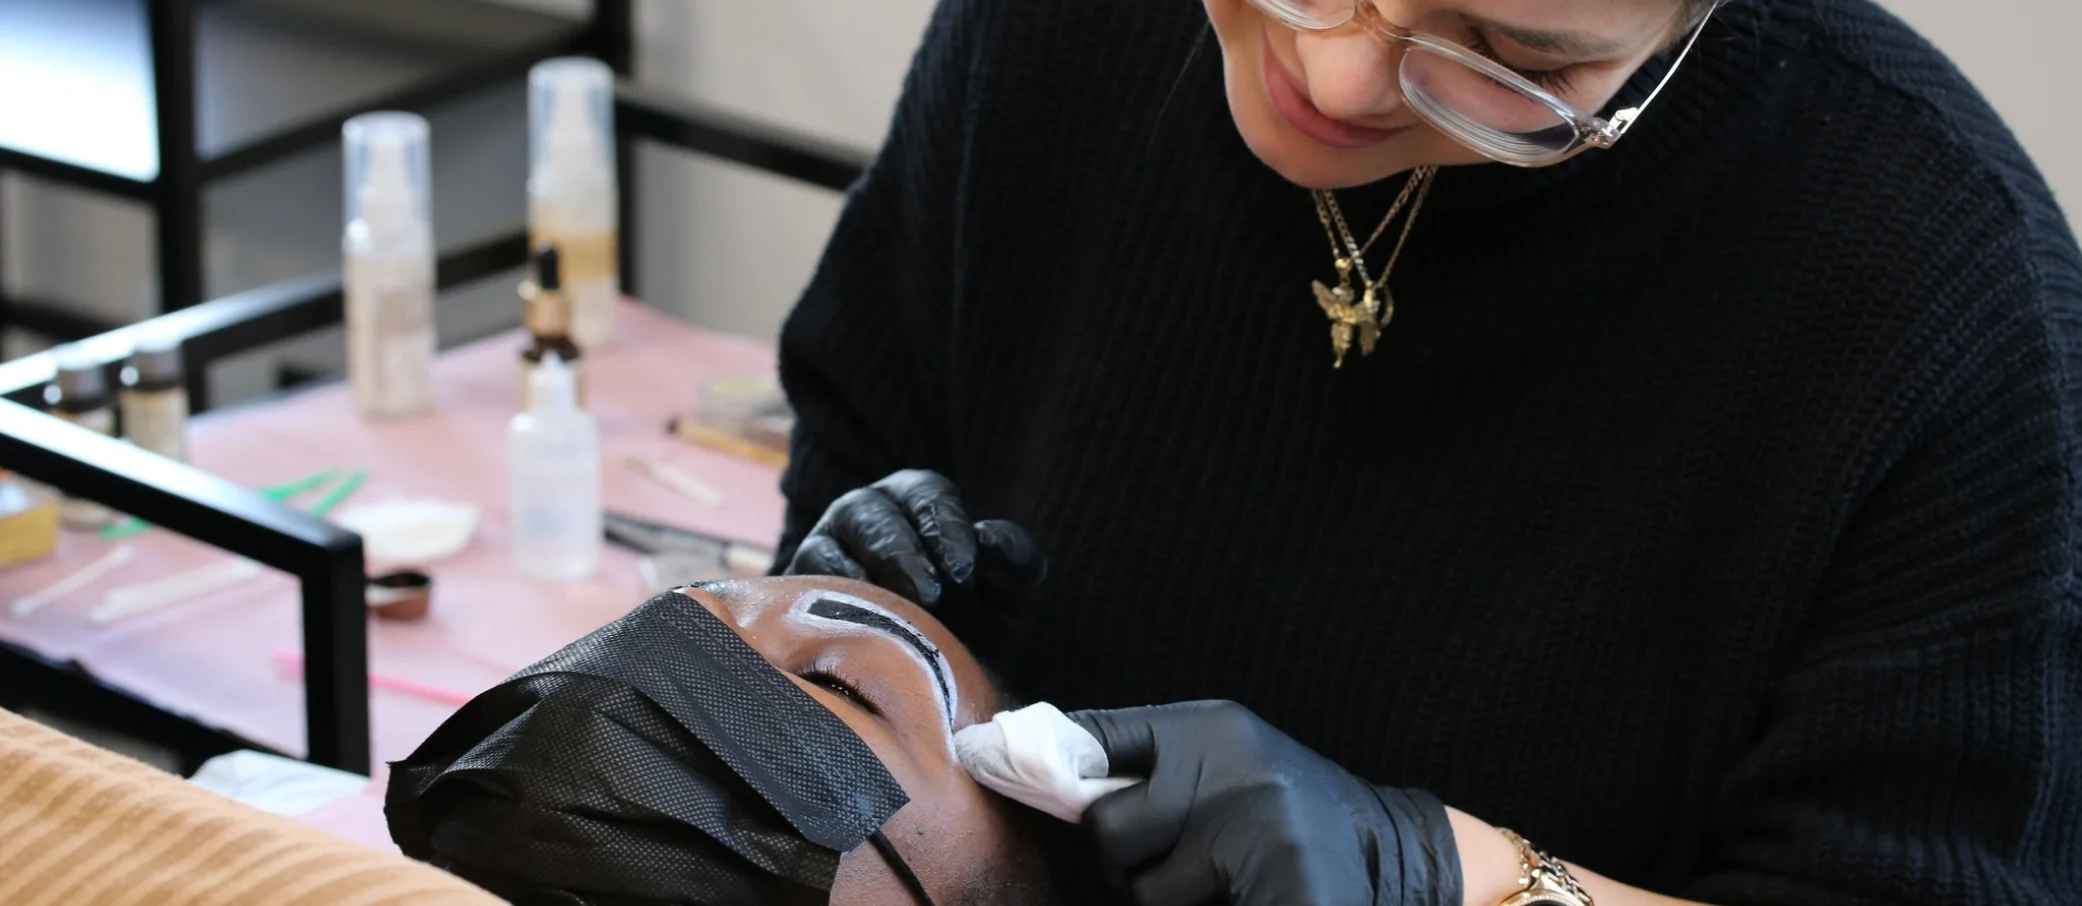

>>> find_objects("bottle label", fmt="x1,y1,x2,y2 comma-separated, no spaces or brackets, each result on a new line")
121,391,189,463
507,454,602,578
346,255,437,418
530,227,618,350
530,228,617,284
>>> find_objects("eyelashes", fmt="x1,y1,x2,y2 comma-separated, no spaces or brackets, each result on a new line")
1466,31,1577,94
801,667,880,717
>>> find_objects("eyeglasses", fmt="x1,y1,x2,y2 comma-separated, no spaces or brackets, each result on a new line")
1246,0,1719,167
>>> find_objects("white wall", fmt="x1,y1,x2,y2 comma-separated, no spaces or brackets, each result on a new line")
629,0,936,341
3,0,2076,379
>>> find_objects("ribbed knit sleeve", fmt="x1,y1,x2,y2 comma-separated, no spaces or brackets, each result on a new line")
1686,178,2082,905
773,0,985,565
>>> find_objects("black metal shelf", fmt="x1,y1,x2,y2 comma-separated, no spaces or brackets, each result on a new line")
0,0,587,190
196,0,591,178
0,77,872,774
0,0,621,321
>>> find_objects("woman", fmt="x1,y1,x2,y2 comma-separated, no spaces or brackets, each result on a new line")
777,0,2082,903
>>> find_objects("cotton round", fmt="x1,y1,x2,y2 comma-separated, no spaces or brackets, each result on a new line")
332,499,479,565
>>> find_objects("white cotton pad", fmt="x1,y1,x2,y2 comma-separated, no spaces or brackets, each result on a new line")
188,749,369,817
954,702,1141,823
332,499,479,565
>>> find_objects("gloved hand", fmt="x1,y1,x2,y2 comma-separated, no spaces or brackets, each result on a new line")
1069,701,1463,906
786,469,1047,638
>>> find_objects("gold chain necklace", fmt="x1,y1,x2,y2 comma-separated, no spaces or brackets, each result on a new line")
1309,166,1437,367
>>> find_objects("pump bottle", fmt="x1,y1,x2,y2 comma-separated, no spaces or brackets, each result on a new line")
528,57,619,351
343,112,437,418
508,353,601,580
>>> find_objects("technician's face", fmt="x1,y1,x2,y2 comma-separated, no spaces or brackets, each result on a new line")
679,577,1030,905
1204,0,1691,188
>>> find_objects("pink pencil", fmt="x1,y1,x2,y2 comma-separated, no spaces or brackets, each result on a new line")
270,649,475,708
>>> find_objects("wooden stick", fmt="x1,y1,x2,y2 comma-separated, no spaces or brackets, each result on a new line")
665,417,789,469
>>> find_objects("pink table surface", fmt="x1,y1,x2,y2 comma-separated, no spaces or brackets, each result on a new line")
0,302,785,765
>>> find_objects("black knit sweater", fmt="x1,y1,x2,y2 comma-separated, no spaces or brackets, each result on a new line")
774,0,2082,901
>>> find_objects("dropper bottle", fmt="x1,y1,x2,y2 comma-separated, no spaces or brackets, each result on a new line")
342,112,437,418
508,352,601,581
528,57,618,351
519,243,585,410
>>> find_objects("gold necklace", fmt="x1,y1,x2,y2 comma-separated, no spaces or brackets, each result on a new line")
1309,166,1437,367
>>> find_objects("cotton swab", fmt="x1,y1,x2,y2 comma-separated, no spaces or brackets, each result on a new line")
10,544,136,618
88,558,265,625
269,649,474,707
624,453,726,507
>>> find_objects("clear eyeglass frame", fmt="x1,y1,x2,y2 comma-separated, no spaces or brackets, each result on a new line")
1247,0,1722,167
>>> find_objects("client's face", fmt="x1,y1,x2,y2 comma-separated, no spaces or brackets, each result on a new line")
678,577,1042,905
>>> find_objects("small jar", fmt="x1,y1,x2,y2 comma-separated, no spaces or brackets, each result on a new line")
44,348,115,529
120,335,189,463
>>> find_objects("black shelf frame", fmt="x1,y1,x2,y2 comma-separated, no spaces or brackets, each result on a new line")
0,0,626,336
0,79,869,773
0,400,369,771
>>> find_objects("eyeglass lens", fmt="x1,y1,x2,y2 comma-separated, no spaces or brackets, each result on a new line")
1399,46,1579,159
1249,0,1584,161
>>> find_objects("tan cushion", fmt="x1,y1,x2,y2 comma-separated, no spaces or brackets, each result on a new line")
0,708,500,905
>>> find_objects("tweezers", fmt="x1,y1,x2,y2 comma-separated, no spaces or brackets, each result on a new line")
603,510,729,558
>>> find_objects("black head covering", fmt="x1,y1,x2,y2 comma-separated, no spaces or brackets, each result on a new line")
386,591,914,905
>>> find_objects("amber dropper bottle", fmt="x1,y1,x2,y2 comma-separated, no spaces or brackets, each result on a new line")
519,243,584,409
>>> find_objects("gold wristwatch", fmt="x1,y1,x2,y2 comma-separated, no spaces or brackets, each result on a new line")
1495,828,1594,906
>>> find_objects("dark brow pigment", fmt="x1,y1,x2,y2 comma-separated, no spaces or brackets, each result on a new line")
808,597,953,716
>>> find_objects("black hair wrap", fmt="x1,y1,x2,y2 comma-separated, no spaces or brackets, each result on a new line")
386,591,913,905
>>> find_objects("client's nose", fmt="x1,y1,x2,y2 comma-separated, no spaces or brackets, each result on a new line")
1292,17,1408,124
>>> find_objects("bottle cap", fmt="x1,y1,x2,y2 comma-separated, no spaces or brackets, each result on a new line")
343,112,432,244
529,351,578,413
126,333,184,386
52,346,107,403
529,57,615,184
534,244,563,291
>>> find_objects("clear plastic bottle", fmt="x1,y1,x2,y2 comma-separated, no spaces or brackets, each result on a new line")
342,112,437,418
507,353,601,580
528,57,618,351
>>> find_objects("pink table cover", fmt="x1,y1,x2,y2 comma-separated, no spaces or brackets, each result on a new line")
0,302,785,765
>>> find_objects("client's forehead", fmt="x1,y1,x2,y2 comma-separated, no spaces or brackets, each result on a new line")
702,576,931,626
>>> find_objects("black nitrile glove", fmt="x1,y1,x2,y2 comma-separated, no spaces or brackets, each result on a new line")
786,470,1047,652
1069,701,1463,906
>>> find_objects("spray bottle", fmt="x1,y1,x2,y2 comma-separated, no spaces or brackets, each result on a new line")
508,352,601,581
528,57,619,351
342,112,437,418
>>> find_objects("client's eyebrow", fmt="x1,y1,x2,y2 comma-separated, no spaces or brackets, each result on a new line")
806,598,955,720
